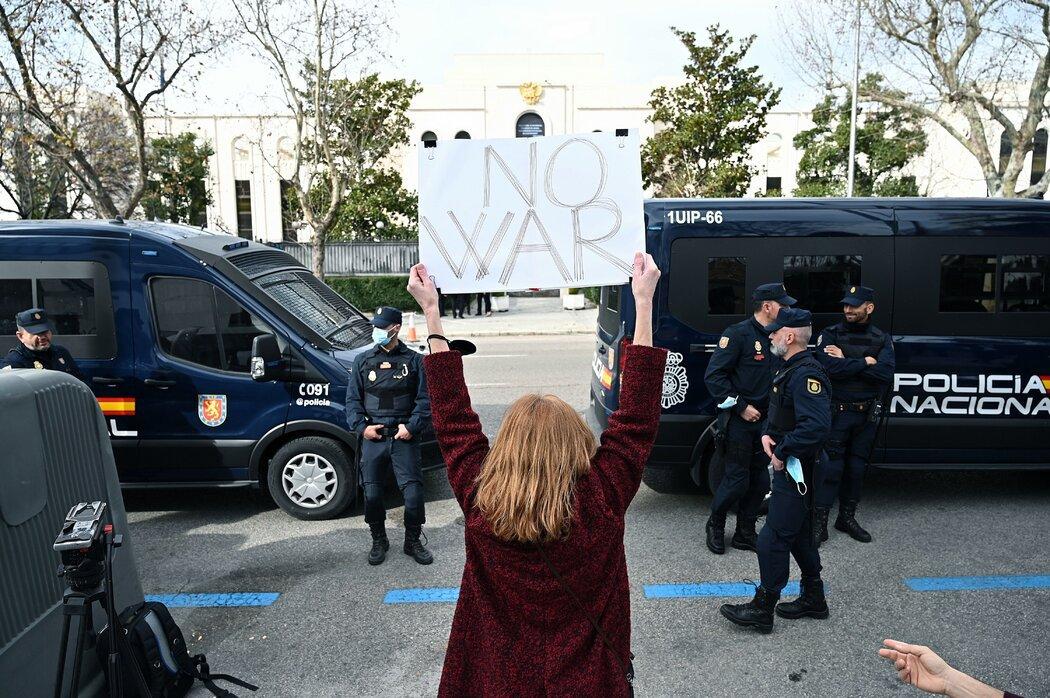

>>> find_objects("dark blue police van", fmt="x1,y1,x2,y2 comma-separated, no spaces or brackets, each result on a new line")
0,220,439,519
590,198,1050,493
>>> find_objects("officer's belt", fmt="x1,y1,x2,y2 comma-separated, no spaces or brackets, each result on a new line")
832,400,874,413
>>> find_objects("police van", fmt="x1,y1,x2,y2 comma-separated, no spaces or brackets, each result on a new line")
590,198,1050,493
0,220,440,520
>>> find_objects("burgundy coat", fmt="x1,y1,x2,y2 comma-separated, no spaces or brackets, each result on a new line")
424,344,667,697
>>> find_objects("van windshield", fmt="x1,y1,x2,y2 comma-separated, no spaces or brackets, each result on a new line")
253,269,372,349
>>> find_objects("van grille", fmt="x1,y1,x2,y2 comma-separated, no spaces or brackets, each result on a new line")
228,249,303,279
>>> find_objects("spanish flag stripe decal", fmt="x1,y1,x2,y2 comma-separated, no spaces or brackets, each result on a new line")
97,397,136,416
1041,375,1050,393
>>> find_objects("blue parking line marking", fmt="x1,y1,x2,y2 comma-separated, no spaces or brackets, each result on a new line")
145,593,280,607
644,581,801,599
384,587,461,604
905,575,1050,592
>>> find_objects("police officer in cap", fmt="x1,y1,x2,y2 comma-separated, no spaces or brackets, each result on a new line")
813,285,895,545
346,306,433,566
704,282,795,555
2,308,82,379
720,307,831,633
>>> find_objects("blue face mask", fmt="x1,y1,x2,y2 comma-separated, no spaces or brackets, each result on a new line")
372,327,392,346
785,456,807,495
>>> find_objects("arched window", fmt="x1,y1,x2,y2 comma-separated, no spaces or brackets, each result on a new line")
515,113,545,138
420,131,437,142
999,130,1012,173
1030,128,1047,187
454,130,471,139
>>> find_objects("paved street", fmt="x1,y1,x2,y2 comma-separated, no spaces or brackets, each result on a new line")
124,335,1050,697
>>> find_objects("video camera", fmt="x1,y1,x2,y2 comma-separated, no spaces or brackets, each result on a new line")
55,501,121,592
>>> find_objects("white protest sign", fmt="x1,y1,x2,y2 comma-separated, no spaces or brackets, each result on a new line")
417,130,644,293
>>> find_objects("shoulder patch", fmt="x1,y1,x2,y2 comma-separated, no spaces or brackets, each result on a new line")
718,336,729,349
806,377,822,395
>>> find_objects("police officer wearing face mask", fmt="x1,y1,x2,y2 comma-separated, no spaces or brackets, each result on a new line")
703,283,795,555
813,286,895,545
346,306,433,566
2,308,82,379
720,307,831,633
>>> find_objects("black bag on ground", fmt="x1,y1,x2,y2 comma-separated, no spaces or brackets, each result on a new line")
97,601,258,697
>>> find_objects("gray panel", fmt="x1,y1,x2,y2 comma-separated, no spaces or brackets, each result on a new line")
0,373,46,526
0,370,142,696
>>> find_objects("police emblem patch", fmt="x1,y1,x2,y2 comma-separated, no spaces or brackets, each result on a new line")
59,357,66,365
33,360,43,369
850,286,857,293
34,313,41,320
718,336,729,349
806,378,822,395
198,395,227,427
368,370,377,382
754,340,762,352
661,352,690,409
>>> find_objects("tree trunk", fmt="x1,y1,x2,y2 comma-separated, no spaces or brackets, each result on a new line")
311,229,327,281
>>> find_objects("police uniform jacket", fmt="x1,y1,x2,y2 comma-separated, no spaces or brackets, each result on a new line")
764,350,831,462
2,342,82,380
814,321,895,402
704,317,775,416
345,341,430,437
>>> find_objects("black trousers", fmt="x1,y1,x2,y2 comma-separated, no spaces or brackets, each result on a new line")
475,293,491,315
360,434,425,529
817,409,876,508
710,415,770,521
758,468,823,594
452,294,469,318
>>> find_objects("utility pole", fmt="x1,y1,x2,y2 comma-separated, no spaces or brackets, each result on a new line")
846,0,861,197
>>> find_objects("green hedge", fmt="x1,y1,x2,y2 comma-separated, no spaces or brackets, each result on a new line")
583,287,602,305
327,275,416,312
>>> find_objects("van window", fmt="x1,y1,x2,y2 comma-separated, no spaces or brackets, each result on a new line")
784,255,861,313
253,269,372,348
598,285,621,336
1,279,33,335
1000,254,1049,311
939,255,996,312
708,257,746,315
37,278,97,335
151,277,272,373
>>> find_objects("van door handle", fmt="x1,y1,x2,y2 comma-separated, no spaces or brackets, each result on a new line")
144,378,176,388
598,346,607,355
92,376,125,385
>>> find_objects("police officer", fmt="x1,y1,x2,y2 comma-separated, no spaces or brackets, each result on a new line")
704,283,795,555
720,307,831,633
346,306,433,566
2,308,82,379
813,286,895,544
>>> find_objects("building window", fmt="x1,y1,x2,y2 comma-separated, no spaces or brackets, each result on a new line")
708,257,746,315
280,180,298,243
940,255,997,312
454,131,471,139
765,176,782,194
1031,128,1048,188
420,131,437,142
234,180,253,239
1000,255,1049,311
784,255,862,313
515,112,545,138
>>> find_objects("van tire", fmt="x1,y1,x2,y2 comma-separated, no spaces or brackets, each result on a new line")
267,436,355,520
641,465,701,494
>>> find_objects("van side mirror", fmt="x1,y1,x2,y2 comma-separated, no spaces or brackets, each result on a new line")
251,334,282,381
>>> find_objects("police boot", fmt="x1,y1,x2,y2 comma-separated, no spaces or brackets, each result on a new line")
404,526,434,565
814,507,830,547
730,516,758,553
368,524,390,566
834,501,872,543
719,586,778,634
775,577,829,620
705,515,726,555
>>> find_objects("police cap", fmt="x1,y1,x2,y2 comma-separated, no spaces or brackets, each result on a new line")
763,307,813,333
752,283,797,306
15,308,55,334
841,285,875,306
370,306,403,329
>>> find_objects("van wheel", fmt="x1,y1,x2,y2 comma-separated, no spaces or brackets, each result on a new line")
641,465,701,494
267,437,355,520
